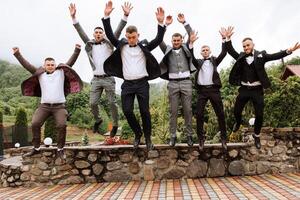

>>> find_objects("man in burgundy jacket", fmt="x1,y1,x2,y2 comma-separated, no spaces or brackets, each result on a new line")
13,44,82,159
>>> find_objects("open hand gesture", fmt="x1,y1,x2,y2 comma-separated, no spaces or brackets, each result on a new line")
165,15,173,26
226,26,234,39
177,13,186,24
156,7,165,24
189,31,199,44
288,42,300,53
219,27,227,39
104,0,114,17
69,3,76,19
122,2,133,16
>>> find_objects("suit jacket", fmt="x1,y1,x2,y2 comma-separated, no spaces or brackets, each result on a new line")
13,47,83,97
159,23,196,80
226,40,290,88
190,42,227,88
102,17,166,80
73,18,127,71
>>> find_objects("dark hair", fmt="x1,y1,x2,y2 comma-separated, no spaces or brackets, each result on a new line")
126,25,138,34
172,33,183,38
242,37,253,42
94,27,104,31
44,57,55,62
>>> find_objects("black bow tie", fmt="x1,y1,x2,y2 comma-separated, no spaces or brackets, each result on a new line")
246,53,253,57
129,44,137,48
94,41,103,45
204,58,211,61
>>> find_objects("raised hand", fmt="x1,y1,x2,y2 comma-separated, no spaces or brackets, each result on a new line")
12,47,19,54
189,31,199,44
156,7,165,24
104,0,114,17
122,2,133,16
226,26,234,39
75,44,81,49
165,15,173,26
177,13,185,24
219,27,227,39
288,42,300,53
69,3,76,19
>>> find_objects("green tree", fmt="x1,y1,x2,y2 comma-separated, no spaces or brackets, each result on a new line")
0,108,4,157
13,107,29,146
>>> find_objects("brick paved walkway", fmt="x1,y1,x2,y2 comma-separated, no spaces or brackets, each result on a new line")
0,173,299,200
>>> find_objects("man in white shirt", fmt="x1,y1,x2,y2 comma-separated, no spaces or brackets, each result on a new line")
225,26,300,149
189,29,228,152
69,2,132,136
13,45,82,159
102,1,167,150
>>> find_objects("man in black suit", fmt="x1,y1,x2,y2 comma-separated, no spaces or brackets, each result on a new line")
189,29,228,152
225,26,300,149
102,1,168,150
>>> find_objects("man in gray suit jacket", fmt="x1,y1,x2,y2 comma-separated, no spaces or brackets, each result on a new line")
159,14,196,147
69,2,132,136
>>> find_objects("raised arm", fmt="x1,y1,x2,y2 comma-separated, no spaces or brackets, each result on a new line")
65,44,81,67
102,1,120,47
159,15,172,53
224,26,239,60
264,42,300,62
12,47,37,74
188,31,202,69
215,27,227,66
69,3,90,43
114,2,133,38
147,7,167,51
177,13,192,36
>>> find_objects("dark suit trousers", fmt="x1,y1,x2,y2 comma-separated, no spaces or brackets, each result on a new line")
31,103,67,149
196,86,227,140
234,86,264,135
121,78,151,139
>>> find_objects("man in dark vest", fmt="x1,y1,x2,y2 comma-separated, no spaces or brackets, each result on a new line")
188,29,228,151
225,26,300,149
69,2,132,136
159,13,196,147
102,1,168,150
13,44,82,158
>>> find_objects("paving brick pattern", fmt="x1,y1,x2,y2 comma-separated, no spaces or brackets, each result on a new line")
0,173,299,199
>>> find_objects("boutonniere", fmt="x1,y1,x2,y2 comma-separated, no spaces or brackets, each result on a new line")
257,54,263,58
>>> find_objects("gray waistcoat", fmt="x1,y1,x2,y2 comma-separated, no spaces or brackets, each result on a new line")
167,49,190,73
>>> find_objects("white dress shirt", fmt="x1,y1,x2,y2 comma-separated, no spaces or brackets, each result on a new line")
39,69,66,104
198,60,214,85
121,44,148,80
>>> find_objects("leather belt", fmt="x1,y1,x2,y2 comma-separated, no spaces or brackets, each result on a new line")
94,74,109,78
169,77,190,81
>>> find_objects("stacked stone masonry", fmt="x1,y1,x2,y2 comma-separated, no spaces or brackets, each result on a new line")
0,127,300,187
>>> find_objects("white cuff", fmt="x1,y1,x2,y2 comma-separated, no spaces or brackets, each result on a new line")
122,15,128,21
104,16,110,20
225,38,231,42
183,21,189,26
72,18,78,25
158,23,164,27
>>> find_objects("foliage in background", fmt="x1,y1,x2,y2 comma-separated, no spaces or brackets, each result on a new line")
44,116,57,143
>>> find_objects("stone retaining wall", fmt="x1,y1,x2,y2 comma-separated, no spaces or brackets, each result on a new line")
0,127,299,187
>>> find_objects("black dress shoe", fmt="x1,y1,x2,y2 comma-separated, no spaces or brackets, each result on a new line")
23,148,40,157
146,138,154,151
221,138,228,152
110,126,118,137
198,139,204,151
187,136,193,147
93,119,103,134
57,149,66,160
253,134,261,149
133,133,142,148
232,123,240,132
169,136,176,147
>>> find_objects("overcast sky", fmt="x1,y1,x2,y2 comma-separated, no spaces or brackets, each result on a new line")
1,0,300,91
